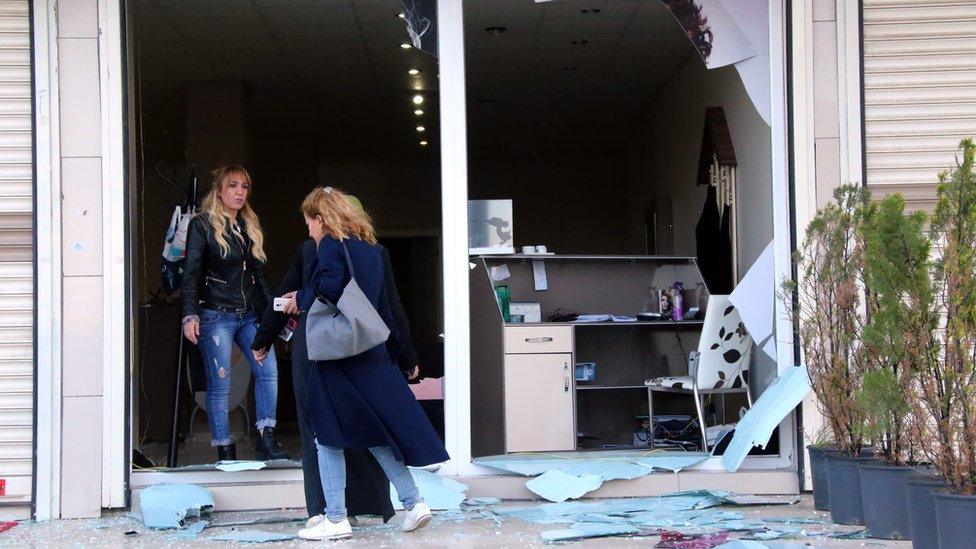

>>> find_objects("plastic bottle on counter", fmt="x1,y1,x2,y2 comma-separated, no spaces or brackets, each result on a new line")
672,281,684,321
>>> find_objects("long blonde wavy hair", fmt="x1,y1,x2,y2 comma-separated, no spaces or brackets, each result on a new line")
300,186,377,244
199,164,268,263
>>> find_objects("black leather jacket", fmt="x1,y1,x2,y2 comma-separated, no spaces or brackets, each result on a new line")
180,214,272,320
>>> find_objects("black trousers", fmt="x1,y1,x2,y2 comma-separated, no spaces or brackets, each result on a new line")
292,314,395,521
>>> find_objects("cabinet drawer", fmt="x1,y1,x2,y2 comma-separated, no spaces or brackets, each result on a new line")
504,326,573,354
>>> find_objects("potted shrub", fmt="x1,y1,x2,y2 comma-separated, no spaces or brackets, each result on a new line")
805,425,835,511
912,139,976,549
856,192,931,540
788,184,872,524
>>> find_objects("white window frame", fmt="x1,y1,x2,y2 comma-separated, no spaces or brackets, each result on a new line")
447,0,798,476
32,0,63,522
100,0,129,509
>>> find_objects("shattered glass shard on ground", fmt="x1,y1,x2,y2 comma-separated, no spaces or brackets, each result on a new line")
474,449,710,478
206,529,295,542
539,522,641,542
391,467,468,510
526,470,605,502
721,366,811,472
136,483,214,529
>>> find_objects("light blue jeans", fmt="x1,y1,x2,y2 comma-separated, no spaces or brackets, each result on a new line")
316,443,421,523
197,309,278,446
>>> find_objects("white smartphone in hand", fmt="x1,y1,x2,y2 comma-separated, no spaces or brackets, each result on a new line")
273,297,288,312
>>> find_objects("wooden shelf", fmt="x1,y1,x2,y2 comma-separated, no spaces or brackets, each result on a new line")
505,320,704,327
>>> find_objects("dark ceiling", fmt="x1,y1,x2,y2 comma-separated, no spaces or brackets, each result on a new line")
134,0,695,159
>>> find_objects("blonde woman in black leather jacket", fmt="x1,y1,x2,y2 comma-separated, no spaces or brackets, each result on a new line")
180,164,288,462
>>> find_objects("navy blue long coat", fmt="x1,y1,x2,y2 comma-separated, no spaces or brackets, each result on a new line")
296,236,449,467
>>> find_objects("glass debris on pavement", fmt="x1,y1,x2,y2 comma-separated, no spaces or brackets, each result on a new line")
391,467,469,510
526,469,604,502
135,483,214,529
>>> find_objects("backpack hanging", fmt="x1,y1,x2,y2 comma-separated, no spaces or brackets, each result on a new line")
161,205,195,294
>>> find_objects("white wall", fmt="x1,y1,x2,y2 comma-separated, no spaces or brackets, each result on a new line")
55,0,105,518
625,56,776,394
626,57,773,276
313,155,633,256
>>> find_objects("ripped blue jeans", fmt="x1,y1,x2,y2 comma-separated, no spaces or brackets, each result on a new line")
197,309,278,446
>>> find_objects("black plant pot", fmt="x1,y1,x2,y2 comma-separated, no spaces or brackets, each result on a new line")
826,453,875,525
807,444,835,511
906,475,946,549
859,463,915,539
935,493,976,549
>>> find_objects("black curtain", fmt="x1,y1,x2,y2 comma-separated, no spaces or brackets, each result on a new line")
695,185,733,294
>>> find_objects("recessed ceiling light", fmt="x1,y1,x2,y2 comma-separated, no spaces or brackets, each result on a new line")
485,26,507,35
581,8,602,15
570,39,589,46
412,95,424,105
414,109,424,115
408,68,421,75
420,140,429,146
416,126,426,132
397,12,406,19
400,42,412,49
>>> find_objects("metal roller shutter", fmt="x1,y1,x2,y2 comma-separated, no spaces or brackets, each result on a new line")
0,0,32,514
862,0,976,210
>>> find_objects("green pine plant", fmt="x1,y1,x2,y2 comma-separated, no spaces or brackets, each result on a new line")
858,193,931,464
914,138,976,494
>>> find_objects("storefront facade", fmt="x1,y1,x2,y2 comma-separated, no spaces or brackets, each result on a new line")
13,0,964,521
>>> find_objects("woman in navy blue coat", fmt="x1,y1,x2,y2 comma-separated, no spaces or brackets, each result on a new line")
281,186,449,541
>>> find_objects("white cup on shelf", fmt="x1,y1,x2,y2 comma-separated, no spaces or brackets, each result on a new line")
522,245,537,254
536,245,548,254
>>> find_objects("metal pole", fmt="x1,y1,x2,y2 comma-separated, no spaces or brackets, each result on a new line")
167,327,185,468
167,165,197,468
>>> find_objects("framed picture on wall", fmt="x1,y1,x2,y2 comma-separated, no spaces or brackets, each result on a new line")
468,199,515,254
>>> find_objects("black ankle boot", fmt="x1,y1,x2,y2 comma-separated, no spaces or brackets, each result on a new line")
217,443,236,462
255,427,291,460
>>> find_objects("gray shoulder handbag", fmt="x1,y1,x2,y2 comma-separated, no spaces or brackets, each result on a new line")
305,240,391,361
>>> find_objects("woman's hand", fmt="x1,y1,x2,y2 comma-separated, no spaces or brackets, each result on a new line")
405,365,420,380
183,320,200,345
253,347,268,365
281,290,300,315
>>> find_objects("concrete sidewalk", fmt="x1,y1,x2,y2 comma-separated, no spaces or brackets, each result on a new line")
0,496,913,548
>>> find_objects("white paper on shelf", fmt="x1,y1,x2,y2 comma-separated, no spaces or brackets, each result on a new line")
532,260,548,291
490,264,511,282
574,315,638,323
575,315,612,323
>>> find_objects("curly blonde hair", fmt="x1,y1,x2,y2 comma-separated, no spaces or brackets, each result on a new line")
199,164,268,262
300,186,377,244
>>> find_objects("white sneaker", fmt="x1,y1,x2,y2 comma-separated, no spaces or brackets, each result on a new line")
401,501,432,532
305,515,324,529
298,517,352,540
306,514,357,528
